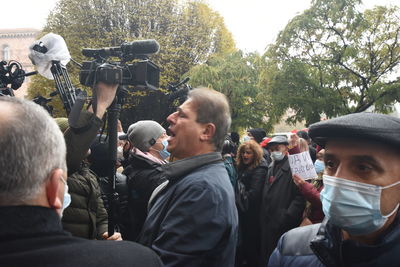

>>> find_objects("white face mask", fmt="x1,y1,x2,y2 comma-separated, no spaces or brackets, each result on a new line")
271,151,285,161
60,177,71,217
321,175,400,235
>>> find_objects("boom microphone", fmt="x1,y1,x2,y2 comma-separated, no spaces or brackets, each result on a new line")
82,47,122,58
121,39,160,55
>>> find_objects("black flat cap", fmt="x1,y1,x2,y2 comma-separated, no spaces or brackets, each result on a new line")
309,113,400,149
266,135,289,148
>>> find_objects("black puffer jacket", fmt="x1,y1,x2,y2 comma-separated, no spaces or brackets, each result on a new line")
62,165,108,239
121,153,166,241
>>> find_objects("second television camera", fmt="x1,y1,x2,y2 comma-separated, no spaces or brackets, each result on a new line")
79,39,160,90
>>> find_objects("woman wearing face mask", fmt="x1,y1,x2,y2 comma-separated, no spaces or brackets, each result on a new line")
235,140,268,267
119,120,169,241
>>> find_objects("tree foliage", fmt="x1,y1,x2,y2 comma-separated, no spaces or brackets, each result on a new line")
28,0,235,120
186,51,272,132
262,0,400,126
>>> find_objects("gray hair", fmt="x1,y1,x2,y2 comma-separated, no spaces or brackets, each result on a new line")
189,88,231,151
0,97,66,205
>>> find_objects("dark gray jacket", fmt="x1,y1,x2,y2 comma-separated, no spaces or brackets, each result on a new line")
138,152,238,267
259,157,306,266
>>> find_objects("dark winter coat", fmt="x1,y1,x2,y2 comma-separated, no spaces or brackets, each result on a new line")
259,157,306,266
64,111,103,175
236,159,268,267
0,206,162,267
268,212,400,267
61,110,108,239
121,153,166,241
62,165,108,239
262,147,272,166
138,152,238,267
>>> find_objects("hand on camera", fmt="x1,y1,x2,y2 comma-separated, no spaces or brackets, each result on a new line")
94,82,118,119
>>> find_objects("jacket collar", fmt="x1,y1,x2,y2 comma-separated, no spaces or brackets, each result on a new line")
162,152,222,182
311,212,400,266
0,206,67,240
269,156,290,171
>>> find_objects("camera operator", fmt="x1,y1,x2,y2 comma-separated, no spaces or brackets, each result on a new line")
59,82,121,240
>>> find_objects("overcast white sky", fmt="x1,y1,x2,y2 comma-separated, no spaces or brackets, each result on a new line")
1,0,399,53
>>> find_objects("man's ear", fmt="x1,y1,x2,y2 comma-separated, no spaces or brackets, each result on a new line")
200,123,216,142
45,169,64,210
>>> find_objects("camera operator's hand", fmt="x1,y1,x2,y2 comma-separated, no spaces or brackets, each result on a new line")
94,82,118,119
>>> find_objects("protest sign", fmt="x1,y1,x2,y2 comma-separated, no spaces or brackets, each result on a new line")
288,151,317,180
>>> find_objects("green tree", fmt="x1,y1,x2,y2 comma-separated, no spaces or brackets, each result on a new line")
28,0,235,118
186,51,272,132
262,0,400,126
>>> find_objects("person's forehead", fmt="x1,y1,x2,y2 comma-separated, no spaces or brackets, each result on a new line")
243,146,253,152
269,143,285,148
179,98,197,114
325,138,399,158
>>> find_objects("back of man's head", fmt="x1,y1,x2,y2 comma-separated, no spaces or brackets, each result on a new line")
188,88,231,151
0,97,66,205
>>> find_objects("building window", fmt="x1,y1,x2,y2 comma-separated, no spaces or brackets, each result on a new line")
3,45,10,61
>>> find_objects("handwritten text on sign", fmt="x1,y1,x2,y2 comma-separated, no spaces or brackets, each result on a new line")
288,151,317,180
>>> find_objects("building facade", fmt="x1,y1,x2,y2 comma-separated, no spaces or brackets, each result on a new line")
0,28,40,98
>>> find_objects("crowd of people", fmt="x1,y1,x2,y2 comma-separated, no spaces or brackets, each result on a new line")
0,81,399,267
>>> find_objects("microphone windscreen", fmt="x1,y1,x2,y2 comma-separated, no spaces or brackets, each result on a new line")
28,33,71,79
121,39,160,55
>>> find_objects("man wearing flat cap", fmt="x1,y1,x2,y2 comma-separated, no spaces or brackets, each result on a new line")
259,135,306,266
268,113,400,267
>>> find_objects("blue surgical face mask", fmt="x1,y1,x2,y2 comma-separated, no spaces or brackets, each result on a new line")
159,139,170,160
153,139,170,160
271,151,285,161
60,177,71,217
320,175,400,236
314,159,325,174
